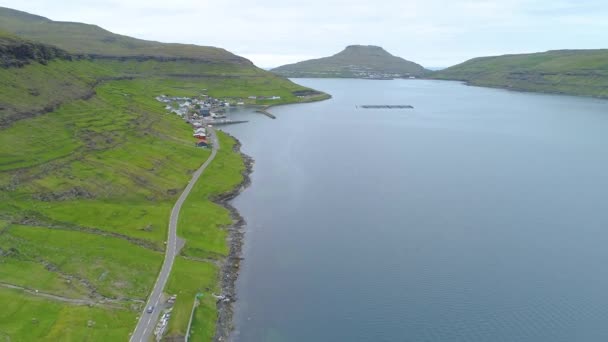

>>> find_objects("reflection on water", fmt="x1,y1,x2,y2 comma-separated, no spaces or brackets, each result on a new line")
222,79,608,342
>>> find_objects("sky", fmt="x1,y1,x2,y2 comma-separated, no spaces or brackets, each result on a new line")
1,0,607,68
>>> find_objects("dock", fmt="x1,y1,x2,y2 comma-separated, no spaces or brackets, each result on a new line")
207,119,249,126
358,105,414,109
255,108,277,119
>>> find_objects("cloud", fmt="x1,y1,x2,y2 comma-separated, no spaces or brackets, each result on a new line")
1,0,607,67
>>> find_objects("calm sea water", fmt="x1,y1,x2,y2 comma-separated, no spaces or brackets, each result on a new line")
222,79,608,342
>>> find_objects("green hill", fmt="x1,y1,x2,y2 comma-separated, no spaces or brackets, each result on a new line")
272,45,428,79
0,6,249,64
432,49,608,98
0,7,328,127
0,7,327,342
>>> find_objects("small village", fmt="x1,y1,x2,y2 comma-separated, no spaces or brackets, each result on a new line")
156,93,281,148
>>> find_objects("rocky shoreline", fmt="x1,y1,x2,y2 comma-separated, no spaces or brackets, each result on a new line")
212,134,253,342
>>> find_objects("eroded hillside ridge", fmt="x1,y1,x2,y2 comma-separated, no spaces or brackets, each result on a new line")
0,33,71,68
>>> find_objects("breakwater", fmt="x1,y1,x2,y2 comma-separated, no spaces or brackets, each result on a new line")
255,107,277,119
358,105,414,109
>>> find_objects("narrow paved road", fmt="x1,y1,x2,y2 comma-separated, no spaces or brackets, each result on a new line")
130,128,218,342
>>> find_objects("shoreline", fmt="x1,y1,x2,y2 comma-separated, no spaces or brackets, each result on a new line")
427,77,608,100
211,134,254,342
250,93,333,120
212,94,330,341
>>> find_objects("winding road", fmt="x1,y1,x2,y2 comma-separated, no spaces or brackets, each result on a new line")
130,128,218,342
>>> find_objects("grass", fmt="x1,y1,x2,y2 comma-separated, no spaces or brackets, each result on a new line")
0,224,163,299
31,201,173,243
163,132,246,339
179,133,245,259
0,29,328,340
432,49,608,98
0,259,91,298
164,258,220,341
0,55,324,127
0,66,226,339
0,287,133,341
0,59,109,125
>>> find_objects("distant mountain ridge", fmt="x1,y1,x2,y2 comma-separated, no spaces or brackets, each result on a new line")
272,45,428,79
431,49,608,98
0,6,251,65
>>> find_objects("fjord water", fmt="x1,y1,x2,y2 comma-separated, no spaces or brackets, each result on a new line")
223,79,608,342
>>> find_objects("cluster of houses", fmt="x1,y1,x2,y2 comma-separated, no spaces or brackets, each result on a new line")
156,94,233,148
155,94,234,119
156,92,280,148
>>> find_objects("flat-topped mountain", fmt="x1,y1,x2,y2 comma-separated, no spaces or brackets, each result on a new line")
272,45,428,79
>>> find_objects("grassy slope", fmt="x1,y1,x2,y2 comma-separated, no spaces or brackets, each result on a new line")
0,57,324,128
0,54,321,342
0,59,104,126
0,67,211,340
0,7,328,340
162,132,246,340
431,49,608,98
0,287,134,341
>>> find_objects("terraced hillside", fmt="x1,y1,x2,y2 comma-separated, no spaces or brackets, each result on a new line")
0,12,326,340
432,49,608,98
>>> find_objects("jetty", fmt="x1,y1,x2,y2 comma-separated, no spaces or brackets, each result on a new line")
255,107,276,119
358,105,414,109
207,119,249,126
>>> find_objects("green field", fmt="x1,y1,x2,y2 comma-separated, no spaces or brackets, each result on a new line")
0,70,208,340
162,132,246,339
431,49,608,98
0,27,326,340
0,287,134,341
0,6,328,340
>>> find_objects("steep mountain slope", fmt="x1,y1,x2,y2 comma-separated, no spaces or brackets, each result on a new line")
0,33,105,126
432,49,608,98
0,7,249,64
0,31,71,67
272,45,428,78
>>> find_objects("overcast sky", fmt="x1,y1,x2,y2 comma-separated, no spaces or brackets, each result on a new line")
1,0,607,68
